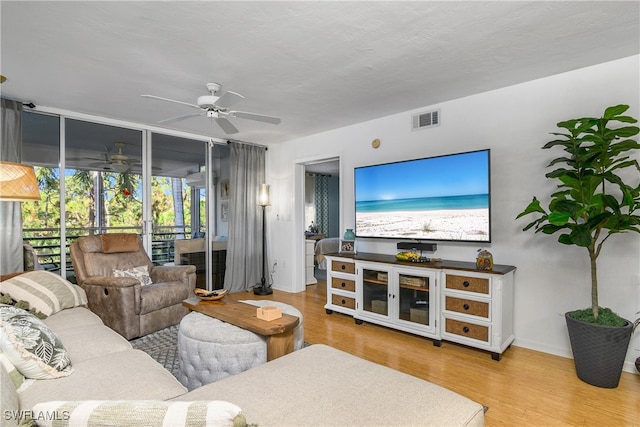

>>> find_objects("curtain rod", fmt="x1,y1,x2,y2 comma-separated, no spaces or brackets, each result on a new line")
0,96,36,109
226,139,268,151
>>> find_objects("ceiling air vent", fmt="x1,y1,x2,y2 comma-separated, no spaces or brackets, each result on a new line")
411,109,440,131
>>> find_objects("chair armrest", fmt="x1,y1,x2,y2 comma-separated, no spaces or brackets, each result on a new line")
151,264,196,283
83,276,140,288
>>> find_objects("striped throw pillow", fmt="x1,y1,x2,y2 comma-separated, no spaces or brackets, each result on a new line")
0,271,87,316
0,351,24,390
31,400,247,427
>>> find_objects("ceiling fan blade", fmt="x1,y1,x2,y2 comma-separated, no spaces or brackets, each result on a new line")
158,112,203,124
67,157,104,162
215,117,239,134
229,110,281,125
141,94,202,111
87,162,112,169
215,91,244,109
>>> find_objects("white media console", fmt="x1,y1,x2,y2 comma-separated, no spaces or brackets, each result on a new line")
324,252,516,360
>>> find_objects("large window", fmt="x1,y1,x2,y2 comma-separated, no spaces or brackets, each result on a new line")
20,110,229,284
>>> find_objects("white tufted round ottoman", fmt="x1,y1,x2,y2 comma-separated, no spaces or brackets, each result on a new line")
177,301,303,390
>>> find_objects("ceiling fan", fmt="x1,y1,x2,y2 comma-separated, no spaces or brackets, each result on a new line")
79,142,144,173
141,82,281,134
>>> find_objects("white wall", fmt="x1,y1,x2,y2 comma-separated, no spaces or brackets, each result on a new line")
267,55,640,372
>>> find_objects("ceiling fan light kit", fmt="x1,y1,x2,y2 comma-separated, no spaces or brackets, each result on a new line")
141,82,280,135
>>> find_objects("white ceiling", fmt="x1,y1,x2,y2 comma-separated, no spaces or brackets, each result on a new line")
1,1,639,146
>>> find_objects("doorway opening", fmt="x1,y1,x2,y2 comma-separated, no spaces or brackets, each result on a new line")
303,158,340,285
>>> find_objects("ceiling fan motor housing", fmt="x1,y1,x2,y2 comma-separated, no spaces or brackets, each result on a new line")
198,95,221,108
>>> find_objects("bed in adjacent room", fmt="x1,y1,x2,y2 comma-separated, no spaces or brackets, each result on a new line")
314,237,340,270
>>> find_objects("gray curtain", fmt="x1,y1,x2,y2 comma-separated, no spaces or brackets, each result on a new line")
0,99,24,275
224,143,266,293
314,174,329,235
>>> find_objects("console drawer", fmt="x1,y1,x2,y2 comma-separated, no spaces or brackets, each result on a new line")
445,296,489,319
331,260,355,274
332,294,355,310
446,274,489,295
331,277,356,292
445,318,489,343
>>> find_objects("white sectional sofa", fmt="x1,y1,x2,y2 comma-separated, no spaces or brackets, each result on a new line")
1,272,485,426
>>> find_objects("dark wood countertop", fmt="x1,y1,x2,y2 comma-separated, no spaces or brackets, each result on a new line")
325,252,516,275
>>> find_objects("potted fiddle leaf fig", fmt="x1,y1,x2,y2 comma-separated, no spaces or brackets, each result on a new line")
516,104,640,388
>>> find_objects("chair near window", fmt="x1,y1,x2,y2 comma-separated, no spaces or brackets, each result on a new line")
22,243,45,272
70,233,196,340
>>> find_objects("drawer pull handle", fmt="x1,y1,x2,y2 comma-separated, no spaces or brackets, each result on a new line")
341,282,346,287
463,326,470,333
463,281,470,287
341,265,346,270
341,299,346,304
463,304,470,310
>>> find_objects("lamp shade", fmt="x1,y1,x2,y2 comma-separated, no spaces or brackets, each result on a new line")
258,184,270,206
0,161,40,201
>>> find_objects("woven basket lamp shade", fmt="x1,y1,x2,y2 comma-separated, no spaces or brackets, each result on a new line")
0,161,40,201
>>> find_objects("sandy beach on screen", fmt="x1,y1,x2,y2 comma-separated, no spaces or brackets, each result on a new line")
356,208,489,241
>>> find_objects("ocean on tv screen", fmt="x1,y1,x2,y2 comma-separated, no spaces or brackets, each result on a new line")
355,194,489,241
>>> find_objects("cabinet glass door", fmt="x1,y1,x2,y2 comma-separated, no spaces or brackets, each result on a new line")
361,267,389,316
397,271,431,326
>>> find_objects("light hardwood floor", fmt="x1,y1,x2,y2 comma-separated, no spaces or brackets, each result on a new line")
229,281,640,426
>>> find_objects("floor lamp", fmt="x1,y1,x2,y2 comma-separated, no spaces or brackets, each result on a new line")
254,184,273,295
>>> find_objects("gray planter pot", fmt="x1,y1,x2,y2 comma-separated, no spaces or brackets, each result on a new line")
565,312,633,388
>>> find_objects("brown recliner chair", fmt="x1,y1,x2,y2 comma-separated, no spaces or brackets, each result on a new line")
70,233,196,340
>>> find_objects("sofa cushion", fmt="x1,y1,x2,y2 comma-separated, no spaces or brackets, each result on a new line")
0,271,87,316
113,265,153,286
48,323,132,364
0,305,73,379
19,349,187,412
42,307,103,332
176,344,485,427
100,233,140,254
31,400,246,427
140,281,189,315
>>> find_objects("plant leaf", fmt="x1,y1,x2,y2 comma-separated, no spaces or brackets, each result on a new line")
603,104,629,119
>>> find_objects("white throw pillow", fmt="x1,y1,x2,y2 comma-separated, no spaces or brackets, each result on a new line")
31,400,247,427
112,265,153,286
0,305,73,379
0,271,88,317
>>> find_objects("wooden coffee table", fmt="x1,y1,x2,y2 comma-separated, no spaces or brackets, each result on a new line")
182,297,300,361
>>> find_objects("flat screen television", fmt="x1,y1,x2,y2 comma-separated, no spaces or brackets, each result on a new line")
354,149,491,242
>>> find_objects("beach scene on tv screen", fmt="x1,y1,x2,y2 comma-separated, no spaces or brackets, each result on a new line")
355,150,490,242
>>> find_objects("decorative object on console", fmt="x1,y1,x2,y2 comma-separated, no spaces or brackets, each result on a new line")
475,249,493,271
343,228,356,240
254,184,273,295
339,239,356,254
516,104,639,388
0,161,40,201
